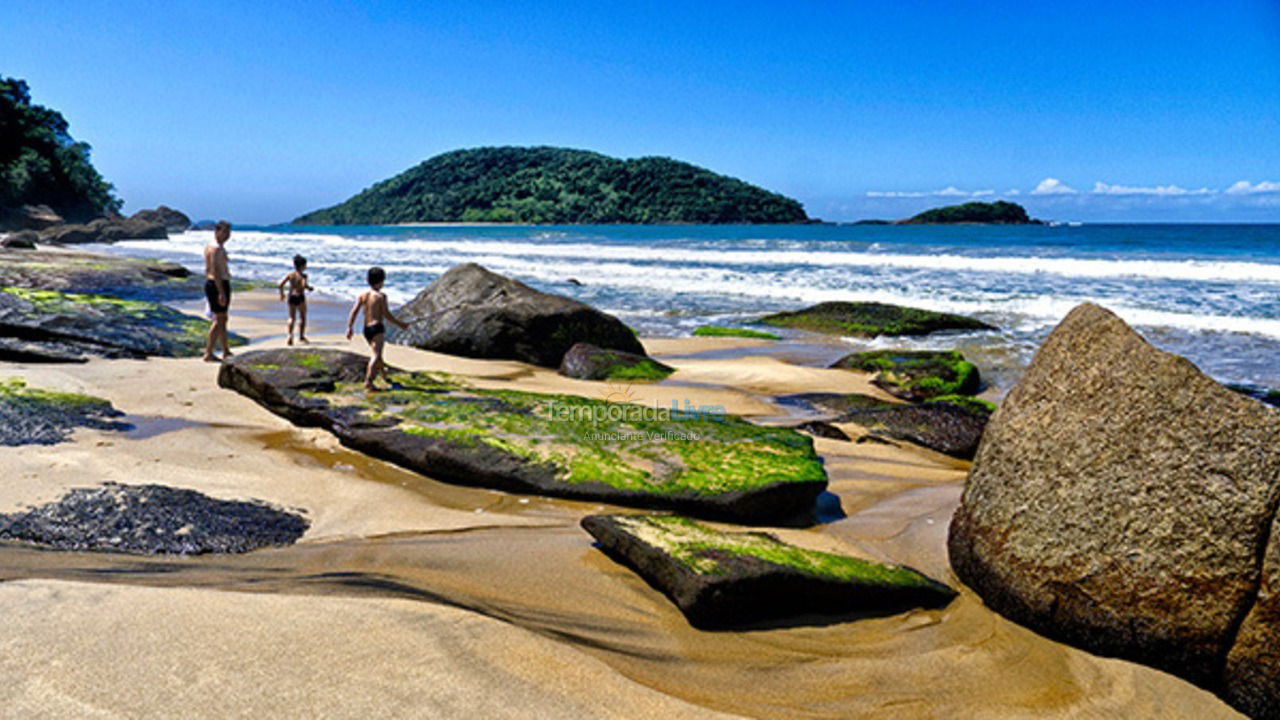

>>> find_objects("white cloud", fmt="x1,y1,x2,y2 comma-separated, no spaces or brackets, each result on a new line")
866,186,1000,199
1031,178,1077,195
1092,182,1214,196
1005,189,1021,196
1225,180,1280,195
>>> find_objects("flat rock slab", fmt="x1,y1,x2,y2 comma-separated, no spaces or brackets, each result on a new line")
759,301,994,338
219,348,828,523
0,377,128,445
949,303,1280,718
0,286,243,362
582,514,955,628
777,392,990,459
831,349,980,401
558,341,673,381
0,247,197,299
0,483,308,554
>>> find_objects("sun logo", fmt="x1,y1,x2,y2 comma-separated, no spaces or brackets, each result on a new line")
599,381,639,404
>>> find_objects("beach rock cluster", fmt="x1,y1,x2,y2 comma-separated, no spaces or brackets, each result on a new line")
582,514,955,628
0,247,196,297
219,348,828,523
0,483,308,554
391,263,646,368
558,342,673,381
831,349,981,401
39,215,168,244
759,301,994,338
948,303,1280,718
0,203,63,231
0,377,128,445
129,205,191,232
778,392,992,459
0,284,241,362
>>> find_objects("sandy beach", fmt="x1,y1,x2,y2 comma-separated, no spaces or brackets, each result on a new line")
0,287,1244,719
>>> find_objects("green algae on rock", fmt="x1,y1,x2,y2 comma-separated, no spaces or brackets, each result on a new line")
0,286,245,361
759,301,994,338
219,348,828,523
776,391,990,459
581,513,955,628
0,377,127,445
558,342,674,382
831,349,981,401
691,326,780,340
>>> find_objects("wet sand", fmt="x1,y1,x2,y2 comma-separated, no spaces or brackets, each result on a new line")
0,290,1242,718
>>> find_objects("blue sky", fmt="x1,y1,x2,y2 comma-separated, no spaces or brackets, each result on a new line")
4,0,1279,223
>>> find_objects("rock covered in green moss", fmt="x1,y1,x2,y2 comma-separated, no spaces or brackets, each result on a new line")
832,349,981,401
0,247,198,299
0,483,308,554
0,377,127,445
0,286,244,362
220,348,828,523
581,513,955,628
1227,384,1280,409
691,326,779,340
558,342,674,381
390,263,645,368
759,301,994,338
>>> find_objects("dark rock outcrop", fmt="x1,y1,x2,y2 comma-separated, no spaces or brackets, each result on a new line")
792,420,850,441
219,348,828,523
558,342,673,381
776,392,989,459
0,285,240,362
0,204,63,231
130,205,191,232
0,247,195,298
1,230,38,249
0,377,127,445
948,303,1280,717
831,349,980,401
759,301,995,338
582,513,955,628
39,216,168,245
0,483,308,554
391,263,646,367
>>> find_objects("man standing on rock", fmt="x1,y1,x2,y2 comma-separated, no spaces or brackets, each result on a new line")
202,220,234,362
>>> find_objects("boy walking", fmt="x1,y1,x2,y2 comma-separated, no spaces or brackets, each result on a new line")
278,254,314,345
346,266,409,391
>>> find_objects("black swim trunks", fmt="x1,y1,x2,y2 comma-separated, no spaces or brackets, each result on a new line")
205,278,231,314
362,321,386,342
287,292,305,306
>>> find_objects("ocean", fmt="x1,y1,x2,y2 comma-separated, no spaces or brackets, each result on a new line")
101,223,1280,395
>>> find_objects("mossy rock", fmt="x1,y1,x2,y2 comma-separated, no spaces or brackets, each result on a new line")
219,349,828,523
759,301,994,338
1226,384,1280,409
0,377,127,445
776,392,896,416
558,342,674,382
926,394,996,416
0,286,245,361
832,349,981,401
581,513,955,628
777,392,990,459
0,247,198,301
692,326,780,340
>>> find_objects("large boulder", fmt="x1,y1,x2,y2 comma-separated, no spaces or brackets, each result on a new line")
219,349,828,523
558,342,673,381
130,205,191,232
948,303,1280,717
581,513,955,628
759,301,995,337
1,230,38,249
390,263,645,367
0,204,63,231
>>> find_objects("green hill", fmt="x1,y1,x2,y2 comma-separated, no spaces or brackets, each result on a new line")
900,201,1039,225
0,76,120,223
293,146,809,225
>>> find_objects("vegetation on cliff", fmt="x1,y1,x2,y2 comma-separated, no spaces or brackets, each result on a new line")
294,146,809,225
0,76,120,221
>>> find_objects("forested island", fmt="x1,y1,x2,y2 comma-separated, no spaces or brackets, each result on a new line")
293,146,810,225
898,201,1040,225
